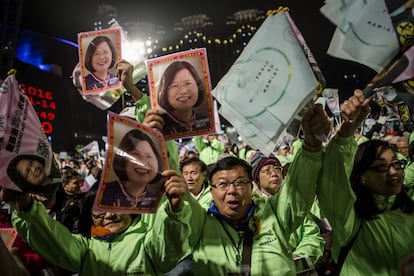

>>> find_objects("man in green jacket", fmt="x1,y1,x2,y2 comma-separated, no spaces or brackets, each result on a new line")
161,104,330,275
2,169,191,275
180,156,212,209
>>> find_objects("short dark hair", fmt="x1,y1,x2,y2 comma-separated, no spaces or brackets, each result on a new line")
180,157,207,173
62,169,81,185
84,35,117,73
208,156,252,183
113,129,163,183
158,61,205,112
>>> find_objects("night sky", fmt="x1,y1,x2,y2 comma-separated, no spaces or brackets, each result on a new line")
13,0,378,151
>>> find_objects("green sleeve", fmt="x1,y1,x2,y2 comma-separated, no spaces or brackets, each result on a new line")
183,189,207,246
317,135,359,260
404,162,414,201
290,214,325,264
269,144,323,234
144,199,192,272
11,200,88,272
134,94,179,171
133,94,151,123
192,136,206,153
210,138,225,153
404,162,414,188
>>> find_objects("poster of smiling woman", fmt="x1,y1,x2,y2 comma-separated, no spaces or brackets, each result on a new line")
94,112,169,214
146,48,216,140
78,28,122,95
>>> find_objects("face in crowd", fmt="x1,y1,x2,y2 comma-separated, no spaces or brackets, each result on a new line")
181,158,207,196
62,170,83,196
91,211,132,234
209,157,253,223
257,163,283,195
396,138,409,158
352,140,406,197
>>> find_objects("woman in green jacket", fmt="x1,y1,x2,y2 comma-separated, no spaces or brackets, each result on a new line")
318,89,414,275
250,152,325,266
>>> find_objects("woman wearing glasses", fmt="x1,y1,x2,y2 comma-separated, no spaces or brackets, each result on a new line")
318,89,414,275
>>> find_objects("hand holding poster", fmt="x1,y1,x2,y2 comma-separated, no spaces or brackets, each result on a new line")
94,112,168,214
0,74,60,196
146,48,216,140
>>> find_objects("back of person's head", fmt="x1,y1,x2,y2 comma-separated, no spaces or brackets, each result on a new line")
85,35,116,72
208,156,252,183
62,169,81,185
249,151,282,184
158,60,205,112
113,129,163,183
350,140,414,219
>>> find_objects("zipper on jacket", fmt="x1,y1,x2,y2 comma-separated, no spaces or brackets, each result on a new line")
108,243,112,250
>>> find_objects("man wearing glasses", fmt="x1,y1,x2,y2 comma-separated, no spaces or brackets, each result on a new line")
166,104,331,275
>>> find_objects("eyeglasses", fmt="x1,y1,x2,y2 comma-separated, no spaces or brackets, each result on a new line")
259,165,282,175
211,179,250,191
367,160,407,173
91,212,106,220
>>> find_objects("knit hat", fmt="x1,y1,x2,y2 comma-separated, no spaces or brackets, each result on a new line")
250,152,282,183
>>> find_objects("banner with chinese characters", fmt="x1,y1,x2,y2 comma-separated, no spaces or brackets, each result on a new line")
321,0,399,73
0,74,59,196
212,9,320,155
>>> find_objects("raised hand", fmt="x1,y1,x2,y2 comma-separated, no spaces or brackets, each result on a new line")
301,104,331,152
115,59,142,102
338,89,371,138
143,109,166,132
162,170,187,213
1,189,33,211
